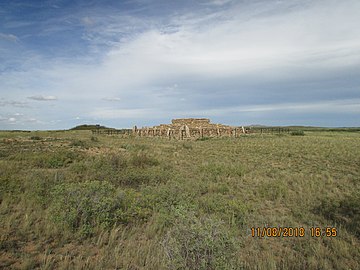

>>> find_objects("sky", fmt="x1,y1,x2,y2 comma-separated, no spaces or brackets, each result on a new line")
0,0,360,130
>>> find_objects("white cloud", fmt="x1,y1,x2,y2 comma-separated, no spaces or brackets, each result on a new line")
198,99,360,115
0,111,43,126
102,97,122,102
207,0,233,6
1,0,360,129
0,99,29,108
166,84,178,91
27,118,38,122
81,0,360,92
89,99,360,121
0,32,18,42
81,16,95,26
6,1,360,100
27,95,58,101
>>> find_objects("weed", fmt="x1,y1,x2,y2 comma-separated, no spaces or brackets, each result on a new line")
49,181,153,237
27,171,59,208
196,136,211,141
201,162,244,179
50,181,118,236
90,136,99,142
109,154,127,170
258,178,288,201
163,212,238,270
291,130,305,136
69,140,88,147
130,151,159,168
182,142,193,150
120,143,148,151
33,150,81,168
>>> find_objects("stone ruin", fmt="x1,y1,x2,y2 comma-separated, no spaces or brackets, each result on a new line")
133,118,247,139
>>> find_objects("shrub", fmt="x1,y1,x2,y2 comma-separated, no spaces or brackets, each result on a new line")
196,137,211,141
120,144,148,151
49,181,152,237
27,171,59,207
114,188,153,224
50,181,117,236
33,151,80,168
182,142,193,150
291,130,305,136
163,212,237,270
90,136,99,142
109,154,127,170
0,162,23,196
154,185,195,214
198,194,248,226
130,151,159,168
201,163,244,179
69,140,88,147
30,136,42,140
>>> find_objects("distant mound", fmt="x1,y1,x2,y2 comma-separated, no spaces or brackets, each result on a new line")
70,124,112,130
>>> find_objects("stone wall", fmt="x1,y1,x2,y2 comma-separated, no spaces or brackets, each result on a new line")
133,118,247,139
171,118,210,126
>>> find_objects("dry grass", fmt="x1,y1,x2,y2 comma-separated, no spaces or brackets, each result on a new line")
0,130,359,269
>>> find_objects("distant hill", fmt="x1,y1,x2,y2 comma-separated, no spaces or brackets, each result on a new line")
247,124,268,128
70,124,113,130
247,125,360,132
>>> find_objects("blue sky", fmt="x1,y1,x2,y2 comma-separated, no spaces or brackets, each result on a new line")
0,0,359,129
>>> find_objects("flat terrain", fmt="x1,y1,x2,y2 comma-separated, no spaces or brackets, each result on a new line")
0,130,359,269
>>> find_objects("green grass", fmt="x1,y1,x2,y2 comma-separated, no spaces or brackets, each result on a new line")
0,130,359,269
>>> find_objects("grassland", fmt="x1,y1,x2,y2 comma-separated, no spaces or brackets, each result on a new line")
0,130,359,269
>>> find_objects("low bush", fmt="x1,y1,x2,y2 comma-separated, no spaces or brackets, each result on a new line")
27,171,59,207
69,140,88,147
130,151,159,168
198,194,248,226
50,181,116,236
201,162,244,179
120,143,148,151
163,211,237,270
196,137,211,141
150,182,195,212
0,162,23,197
291,130,305,136
33,150,81,168
182,142,193,150
109,154,127,170
49,181,152,237
90,136,99,142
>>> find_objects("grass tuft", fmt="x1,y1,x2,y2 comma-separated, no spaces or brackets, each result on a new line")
291,130,305,136
163,211,238,270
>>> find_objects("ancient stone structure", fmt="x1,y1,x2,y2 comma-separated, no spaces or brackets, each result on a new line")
133,118,247,139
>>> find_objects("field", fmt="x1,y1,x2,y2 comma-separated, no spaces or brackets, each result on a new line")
0,130,359,269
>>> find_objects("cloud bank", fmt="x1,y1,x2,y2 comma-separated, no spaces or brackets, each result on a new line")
28,95,58,101
0,0,359,129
